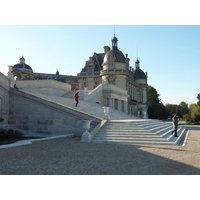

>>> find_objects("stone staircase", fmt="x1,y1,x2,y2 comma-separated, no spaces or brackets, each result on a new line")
91,119,189,146
62,90,88,100
20,90,189,146
22,91,135,120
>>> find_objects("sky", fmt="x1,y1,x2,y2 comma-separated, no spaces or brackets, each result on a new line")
0,1,200,106
1,0,200,195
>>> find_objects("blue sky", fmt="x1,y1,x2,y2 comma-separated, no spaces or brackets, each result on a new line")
0,25,199,106
0,1,200,106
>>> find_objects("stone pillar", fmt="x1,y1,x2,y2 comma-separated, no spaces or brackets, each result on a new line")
131,85,134,99
7,65,14,82
124,101,128,114
110,98,114,109
108,98,112,108
143,110,148,119
143,88,147,104
118,100,121,112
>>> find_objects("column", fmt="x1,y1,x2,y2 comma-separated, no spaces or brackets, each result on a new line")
143,88,147,104
118,100,121,112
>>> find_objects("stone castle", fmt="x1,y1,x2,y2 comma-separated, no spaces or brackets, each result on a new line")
0,35,149,138
9,35,148,117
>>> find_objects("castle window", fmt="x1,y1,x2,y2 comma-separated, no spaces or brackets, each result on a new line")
88,66,94,73
109,61,114,70
83,78,87,81
94,77,98,81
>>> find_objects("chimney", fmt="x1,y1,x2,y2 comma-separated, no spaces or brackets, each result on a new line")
104,46,111,54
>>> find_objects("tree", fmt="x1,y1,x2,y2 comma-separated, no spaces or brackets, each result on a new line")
183,114,193,122
197,93,200,107
193,115,200,122
147,85,166,119
177,101,189,118
165,104,178,118
189,104,200,118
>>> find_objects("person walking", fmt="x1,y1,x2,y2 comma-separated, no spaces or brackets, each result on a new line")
171,114,179,137
74,91,80,107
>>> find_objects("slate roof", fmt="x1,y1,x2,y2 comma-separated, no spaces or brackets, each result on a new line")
33,73,78,83
134,68,146,79
80,53,104,73
13,63,33,73
103,48,126,63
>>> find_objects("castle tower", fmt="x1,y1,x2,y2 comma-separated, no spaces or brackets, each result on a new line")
100,35,129,90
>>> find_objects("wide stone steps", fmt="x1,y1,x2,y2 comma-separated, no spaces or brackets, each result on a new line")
91,120,188,146
21,91,135,120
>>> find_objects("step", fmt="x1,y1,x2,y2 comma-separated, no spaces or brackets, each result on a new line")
92,120,189,146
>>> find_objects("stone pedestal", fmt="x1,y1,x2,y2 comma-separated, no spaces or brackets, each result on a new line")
143,111,148,119
81,120,92,142
103,107,110,121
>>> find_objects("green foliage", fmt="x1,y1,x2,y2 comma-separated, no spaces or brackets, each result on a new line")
165,104,178,118
147,87,200,123
177,101,190,118
189,104,200,118
147,85,167,119
183,114,193,122
197,93,200,107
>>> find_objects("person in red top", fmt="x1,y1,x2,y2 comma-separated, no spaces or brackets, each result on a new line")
74,92,79,107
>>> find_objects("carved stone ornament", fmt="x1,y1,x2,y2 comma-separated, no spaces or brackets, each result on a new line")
107,74,116,84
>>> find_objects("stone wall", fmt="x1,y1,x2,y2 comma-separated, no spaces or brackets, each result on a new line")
8,88,101,137
0,72,9,125
15,79,71,96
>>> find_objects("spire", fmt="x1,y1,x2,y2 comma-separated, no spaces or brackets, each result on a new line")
135,59,140,69
19,56,26,70
20,56,25,64
112,34,118,50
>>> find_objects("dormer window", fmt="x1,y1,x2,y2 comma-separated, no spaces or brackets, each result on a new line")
109,61,114,70
88,66,94,73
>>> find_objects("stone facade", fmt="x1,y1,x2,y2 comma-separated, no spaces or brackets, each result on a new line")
0,72,9,125
4,34,148,119
78,35,148,117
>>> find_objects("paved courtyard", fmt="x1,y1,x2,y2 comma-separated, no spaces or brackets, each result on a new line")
0,125,200,175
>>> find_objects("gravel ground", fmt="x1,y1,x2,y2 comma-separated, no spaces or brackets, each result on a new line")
0,125,200,175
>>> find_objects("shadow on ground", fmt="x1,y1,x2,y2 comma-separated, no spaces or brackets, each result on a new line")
0,134,200,175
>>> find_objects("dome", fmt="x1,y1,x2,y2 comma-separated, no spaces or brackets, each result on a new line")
13,63,33,72
103,35,126,64
103,49,126,63
13,56,33,73
134,68,146,79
